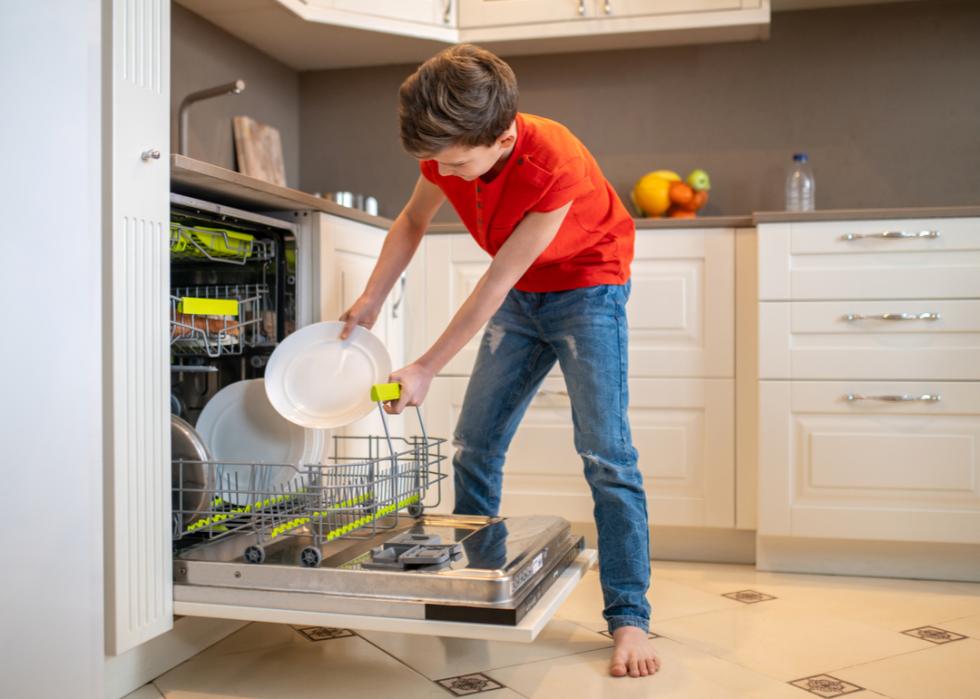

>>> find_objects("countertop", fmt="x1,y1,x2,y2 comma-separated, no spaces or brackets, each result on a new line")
171,155,980,231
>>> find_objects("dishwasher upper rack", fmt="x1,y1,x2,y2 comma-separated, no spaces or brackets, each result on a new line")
170,283,270,358
173,408,447,567
170,222,276,266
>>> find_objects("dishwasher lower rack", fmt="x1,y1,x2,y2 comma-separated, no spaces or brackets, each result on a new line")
173,424,447,567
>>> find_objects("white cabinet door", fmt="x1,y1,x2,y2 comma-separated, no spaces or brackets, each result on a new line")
758,381,980,544
418,233,494,376
105,0,172,655
457,0,589,28
330,0,452,27
317,214,407,440
425,376,734,528
602,0,742,19
759,299,980,381
629,227,734,377
758,218,980,301
418,229,733,378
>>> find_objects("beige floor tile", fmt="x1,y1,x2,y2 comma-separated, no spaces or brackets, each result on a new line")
652,560,980,633
834,638,980,699
555,569,742,631
122,684,164,699
651,598,929,682
357,617,611,680
490,635,887,699
193,622,304,661
155,629,455,699
942,612,980,639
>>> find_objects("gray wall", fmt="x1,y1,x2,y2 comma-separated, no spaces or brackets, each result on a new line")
172,4,301,187
299,1,980,220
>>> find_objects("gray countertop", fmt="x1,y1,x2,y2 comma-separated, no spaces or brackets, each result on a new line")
171,155,979,232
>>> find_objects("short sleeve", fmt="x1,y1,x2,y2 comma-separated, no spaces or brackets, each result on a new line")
529,157,595,213
419,159,439,183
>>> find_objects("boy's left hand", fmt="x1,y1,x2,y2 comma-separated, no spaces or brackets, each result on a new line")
384,362,435,414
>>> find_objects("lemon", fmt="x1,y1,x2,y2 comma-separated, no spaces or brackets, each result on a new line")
632,171,677,217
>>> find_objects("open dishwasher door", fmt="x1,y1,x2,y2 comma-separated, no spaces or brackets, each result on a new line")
173,513,596,643
171,401,595,643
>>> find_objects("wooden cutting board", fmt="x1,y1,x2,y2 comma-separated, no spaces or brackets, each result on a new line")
232,115,286,186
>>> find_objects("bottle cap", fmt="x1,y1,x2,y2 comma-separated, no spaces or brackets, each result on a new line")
793,153,809,162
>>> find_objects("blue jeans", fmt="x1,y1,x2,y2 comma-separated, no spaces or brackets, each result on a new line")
452,280,651,633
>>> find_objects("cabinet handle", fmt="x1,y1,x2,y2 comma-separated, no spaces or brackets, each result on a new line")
391,275,407,319
577,0,586,16
141,148,161,161
843,312,941,322
840,230,939,241
845,393,941,403
604,0,613,14
443,0,452,24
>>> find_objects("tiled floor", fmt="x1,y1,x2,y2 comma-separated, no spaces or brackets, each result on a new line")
127,561,980,699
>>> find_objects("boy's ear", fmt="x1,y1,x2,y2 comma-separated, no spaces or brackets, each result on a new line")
497,120,517,148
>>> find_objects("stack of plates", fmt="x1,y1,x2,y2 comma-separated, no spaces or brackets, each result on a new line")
196,379,327,504
193,322,393,505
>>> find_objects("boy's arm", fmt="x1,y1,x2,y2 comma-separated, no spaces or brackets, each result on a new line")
339,175,446,339
387,201,573,413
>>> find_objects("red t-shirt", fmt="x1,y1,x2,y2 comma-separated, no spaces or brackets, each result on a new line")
419,112,634,292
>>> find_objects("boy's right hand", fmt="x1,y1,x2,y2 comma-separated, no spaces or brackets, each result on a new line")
339,294,381,340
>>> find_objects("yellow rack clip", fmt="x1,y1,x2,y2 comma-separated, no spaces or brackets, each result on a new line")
177,297,239,316
370,383,401,402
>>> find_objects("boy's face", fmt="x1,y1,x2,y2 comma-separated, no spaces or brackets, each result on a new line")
429,121,517,181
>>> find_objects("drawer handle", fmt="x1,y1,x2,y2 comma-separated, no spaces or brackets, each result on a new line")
843,312,941,322
841,230,939,241
845,393,941,403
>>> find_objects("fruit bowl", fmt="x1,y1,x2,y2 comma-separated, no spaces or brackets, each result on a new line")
631,169,711,218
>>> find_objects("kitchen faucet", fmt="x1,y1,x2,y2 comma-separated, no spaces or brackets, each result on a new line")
177,79,246,156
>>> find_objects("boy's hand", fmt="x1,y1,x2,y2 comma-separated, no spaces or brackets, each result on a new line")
339,294,382,340
384,362,435,414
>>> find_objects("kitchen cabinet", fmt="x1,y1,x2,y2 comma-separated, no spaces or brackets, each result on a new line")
302,0,454,30
314,211,408,440
413,227,737,529
758,381,980,544
425,375,734,527
174,0,770,70
756,216,980,546
457,0,757,28
413,227,734,378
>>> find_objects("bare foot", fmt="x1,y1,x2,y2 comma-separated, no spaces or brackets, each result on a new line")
609,626,661,678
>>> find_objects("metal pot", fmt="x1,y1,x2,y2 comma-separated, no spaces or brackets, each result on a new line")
171,414,215,532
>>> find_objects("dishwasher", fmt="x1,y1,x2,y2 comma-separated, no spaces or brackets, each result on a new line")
167,193,595,641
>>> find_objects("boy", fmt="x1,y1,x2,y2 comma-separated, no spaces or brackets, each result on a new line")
339,44,659,679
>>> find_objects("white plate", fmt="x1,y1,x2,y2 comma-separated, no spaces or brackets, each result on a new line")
264,321,392,429
195,379,326,504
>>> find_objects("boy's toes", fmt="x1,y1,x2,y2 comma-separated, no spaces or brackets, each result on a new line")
610,658,627,677
628,658,640,677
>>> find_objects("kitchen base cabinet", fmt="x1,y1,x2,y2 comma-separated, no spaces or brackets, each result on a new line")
756,216,980,572
758,380,980,545
424,376,735,529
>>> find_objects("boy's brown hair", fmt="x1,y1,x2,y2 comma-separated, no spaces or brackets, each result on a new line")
399,44,518,158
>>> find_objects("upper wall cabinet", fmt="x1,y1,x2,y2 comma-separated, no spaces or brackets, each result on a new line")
175,0,769,70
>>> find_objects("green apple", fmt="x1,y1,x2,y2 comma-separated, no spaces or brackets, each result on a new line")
686,169,711,191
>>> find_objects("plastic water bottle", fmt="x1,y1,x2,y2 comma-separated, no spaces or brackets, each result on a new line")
785,152,815,212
